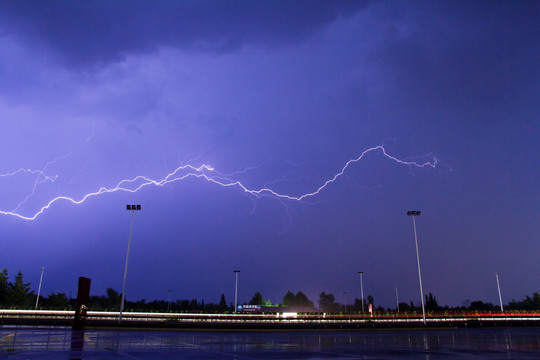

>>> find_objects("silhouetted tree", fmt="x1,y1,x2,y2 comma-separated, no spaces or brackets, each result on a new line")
318,292,337,312
219,293,228,312
508,293,540,310
282,291,315,308
398,302,418,312
294,292,315,308
283,291,296,306
249,291,264,305
367,295,374,306
470,301,496,311
425,293,439,311
189,299,199,311
353,298,363,312
104,288,121,310
8,270,33,308
44,292,70,309
0,268,8,306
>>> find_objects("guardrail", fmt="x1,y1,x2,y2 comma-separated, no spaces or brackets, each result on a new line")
1,310,540,329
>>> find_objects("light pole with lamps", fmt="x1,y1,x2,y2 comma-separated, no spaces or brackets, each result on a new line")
495,272,504,312
35,267,44,309
407,210,426,325
396,286,400,313
234,270,240,313
120,204,141,321
357,271,365,313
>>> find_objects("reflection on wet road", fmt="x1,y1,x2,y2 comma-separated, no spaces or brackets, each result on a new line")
1,326,540,359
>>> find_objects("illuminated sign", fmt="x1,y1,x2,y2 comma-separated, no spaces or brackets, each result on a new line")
237,305,262,313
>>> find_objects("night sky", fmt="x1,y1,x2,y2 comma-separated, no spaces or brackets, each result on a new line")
0,1,538,309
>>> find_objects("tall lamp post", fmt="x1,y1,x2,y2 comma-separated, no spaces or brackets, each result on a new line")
357,271,365,313
35,266,44,309
495,272,504,312
234,270,240,313
396,286,400,313
120,204,141,321
407,210,426,325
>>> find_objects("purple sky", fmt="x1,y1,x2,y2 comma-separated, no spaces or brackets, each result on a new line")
0,0,538,309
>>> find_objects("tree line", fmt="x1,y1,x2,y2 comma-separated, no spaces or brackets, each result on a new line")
2,268,540,312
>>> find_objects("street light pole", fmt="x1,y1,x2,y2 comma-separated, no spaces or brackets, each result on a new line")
35,266,44,310
167,289,172,312
234,270,240,313
396,286,400,313
120,204,141,321
407,210,426,325
357,272,364,313
495,272,504,312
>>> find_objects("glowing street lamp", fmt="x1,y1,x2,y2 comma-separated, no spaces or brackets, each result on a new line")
120,204,141,321
234,270,240,313
357,271,365,313
407,210,426,325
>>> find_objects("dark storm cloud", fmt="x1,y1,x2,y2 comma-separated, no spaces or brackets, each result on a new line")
0,0,372,66
0,0,538,309
353,0,540,157
371,1,539,116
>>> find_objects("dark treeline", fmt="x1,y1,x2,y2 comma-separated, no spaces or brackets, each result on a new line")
87,288,231,313
2,269,540,313
319,292,540,314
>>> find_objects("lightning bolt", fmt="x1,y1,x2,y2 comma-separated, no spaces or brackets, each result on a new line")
9,155,69,213
0,145,437,221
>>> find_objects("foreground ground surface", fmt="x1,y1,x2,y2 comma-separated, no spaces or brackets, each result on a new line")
1,326,540,359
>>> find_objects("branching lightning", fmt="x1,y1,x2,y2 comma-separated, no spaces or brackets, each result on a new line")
0,145,437,221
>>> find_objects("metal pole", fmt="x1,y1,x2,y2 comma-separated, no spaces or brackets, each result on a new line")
496,272,504,312
396,286,400,313
167,289,172,312
120,209,136,321
343,292,347,313
358,272,365,313
35,267,44,310
411,214,426,325
234,270,240,313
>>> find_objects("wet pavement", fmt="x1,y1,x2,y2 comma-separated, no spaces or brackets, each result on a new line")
1,326,540,359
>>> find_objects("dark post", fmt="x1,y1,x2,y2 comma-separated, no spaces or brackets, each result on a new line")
73,277,91,330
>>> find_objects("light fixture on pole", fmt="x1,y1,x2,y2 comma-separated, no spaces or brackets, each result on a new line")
35,267,44,310
357,271,365,313
495,272,504,312
120,204,141,321
234,270,240,313
407,210,426,325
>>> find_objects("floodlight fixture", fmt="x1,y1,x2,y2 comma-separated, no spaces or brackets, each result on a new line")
119,204,142,322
